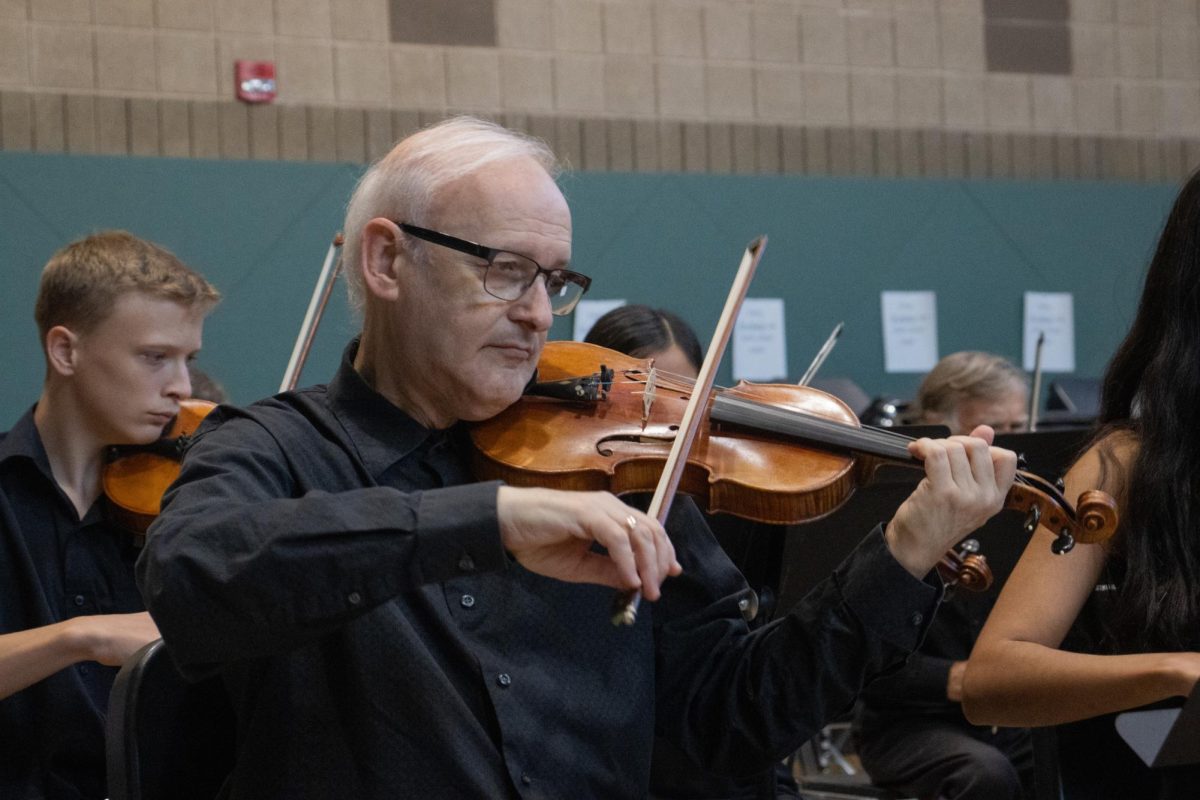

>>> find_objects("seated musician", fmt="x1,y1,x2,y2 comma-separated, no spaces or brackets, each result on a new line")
138,117,1017,798
853,351,1034,800
584,304,703,381
586,304,799,799
965,170,1200,799
0,231,219,799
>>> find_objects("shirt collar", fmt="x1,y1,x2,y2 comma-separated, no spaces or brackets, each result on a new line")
325,337,453,479
0,405,55,482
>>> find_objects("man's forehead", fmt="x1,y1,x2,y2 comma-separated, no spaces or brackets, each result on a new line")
434,158,562,206
428,160,571,243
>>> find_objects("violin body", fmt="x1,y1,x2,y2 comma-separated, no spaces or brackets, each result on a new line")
102,399,216,535
473,341,877,525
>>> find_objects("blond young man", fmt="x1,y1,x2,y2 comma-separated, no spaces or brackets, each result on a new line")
0,231,219,799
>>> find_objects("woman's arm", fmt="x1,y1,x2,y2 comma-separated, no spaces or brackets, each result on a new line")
963,436,1200,726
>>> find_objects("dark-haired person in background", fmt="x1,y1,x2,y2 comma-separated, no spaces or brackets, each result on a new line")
0,231,219,799
966,171,1200,798
854,351,1033,800
584,304,702,380
187,365,229,404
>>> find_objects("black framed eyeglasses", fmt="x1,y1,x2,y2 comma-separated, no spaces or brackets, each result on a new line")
397,222,591,316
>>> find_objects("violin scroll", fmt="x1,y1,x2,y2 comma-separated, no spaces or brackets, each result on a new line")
937,538,994,592
1004,478,1120,557
955,553,992,591
1074,489,1120,544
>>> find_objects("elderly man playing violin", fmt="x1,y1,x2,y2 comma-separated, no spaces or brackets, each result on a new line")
0,231,218,800
140,117,1017,799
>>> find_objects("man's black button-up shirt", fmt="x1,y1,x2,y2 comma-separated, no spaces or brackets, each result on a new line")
140,340,939,799
0,409,145,800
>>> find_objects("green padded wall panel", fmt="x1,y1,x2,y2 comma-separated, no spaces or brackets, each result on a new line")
0,151,1178,429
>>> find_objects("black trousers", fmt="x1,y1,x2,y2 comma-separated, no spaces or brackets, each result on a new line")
856,719,1033,800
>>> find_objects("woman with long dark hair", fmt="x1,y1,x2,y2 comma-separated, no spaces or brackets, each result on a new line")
964,172,1200,795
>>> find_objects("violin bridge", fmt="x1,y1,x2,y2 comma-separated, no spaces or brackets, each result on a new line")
642,361,657,428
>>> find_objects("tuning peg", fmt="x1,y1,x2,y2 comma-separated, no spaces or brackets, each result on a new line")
1023,504,1042,535
1051,530,1075,555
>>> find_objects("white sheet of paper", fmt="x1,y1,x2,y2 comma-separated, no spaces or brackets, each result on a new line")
881,291,938,373
1023,292,1074,372
571,298,626,342
732,298,787,381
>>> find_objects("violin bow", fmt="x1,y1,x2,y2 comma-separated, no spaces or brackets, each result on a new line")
797,321,843,387
1028,330,1045,432
612,236,767,626
280,233,345,393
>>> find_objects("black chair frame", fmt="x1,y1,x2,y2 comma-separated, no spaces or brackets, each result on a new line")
106,638,236,800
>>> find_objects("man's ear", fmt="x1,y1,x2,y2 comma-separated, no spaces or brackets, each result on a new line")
360,218,403,302
44,325,79,377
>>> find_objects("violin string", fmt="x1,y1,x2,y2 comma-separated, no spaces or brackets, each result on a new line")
712,394,914,461
608,369,936,457
600,367,1037,488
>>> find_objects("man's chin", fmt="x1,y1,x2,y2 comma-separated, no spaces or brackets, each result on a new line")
460,379,531,422
104,426,163,448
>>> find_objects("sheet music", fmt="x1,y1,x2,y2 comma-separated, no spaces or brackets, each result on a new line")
1115,679,1200,767
732,298,787,381
1023,292,1074,372
881,291,937,373
571,298,626,341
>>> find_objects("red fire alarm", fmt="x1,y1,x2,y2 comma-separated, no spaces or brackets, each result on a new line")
235,60,276,104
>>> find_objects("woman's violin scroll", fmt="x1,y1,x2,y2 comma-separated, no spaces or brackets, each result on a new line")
102,398,216,541
939,538,992,592
470,341,1119,559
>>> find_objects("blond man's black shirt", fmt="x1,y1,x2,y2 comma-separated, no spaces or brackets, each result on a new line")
0,408,144,800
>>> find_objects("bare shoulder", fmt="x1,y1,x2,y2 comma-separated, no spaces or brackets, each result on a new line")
1066,428,1138,500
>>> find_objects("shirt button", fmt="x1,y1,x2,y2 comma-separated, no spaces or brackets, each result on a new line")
520,774,532,786
911,612,924,626
497,672,512,687
73,595,85,606
458,554,476,572
460,594,476,609
347,592,362,605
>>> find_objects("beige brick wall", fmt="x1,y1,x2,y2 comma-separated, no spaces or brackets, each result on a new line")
0,0,1198,180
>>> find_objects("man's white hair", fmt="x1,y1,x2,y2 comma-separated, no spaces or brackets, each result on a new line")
342,116,560,310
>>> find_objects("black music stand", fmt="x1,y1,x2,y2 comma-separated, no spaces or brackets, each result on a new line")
993,429,1091,484
1115,683,1200,768
1047,378,1101,416
1039,378,1101,430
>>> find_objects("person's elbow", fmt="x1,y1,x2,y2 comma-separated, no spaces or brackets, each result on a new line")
135,515,225,666
960,643,1003,725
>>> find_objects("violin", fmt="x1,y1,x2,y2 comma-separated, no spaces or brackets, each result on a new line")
939,538,991,592
102,399,216,541
470,341,1119,562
